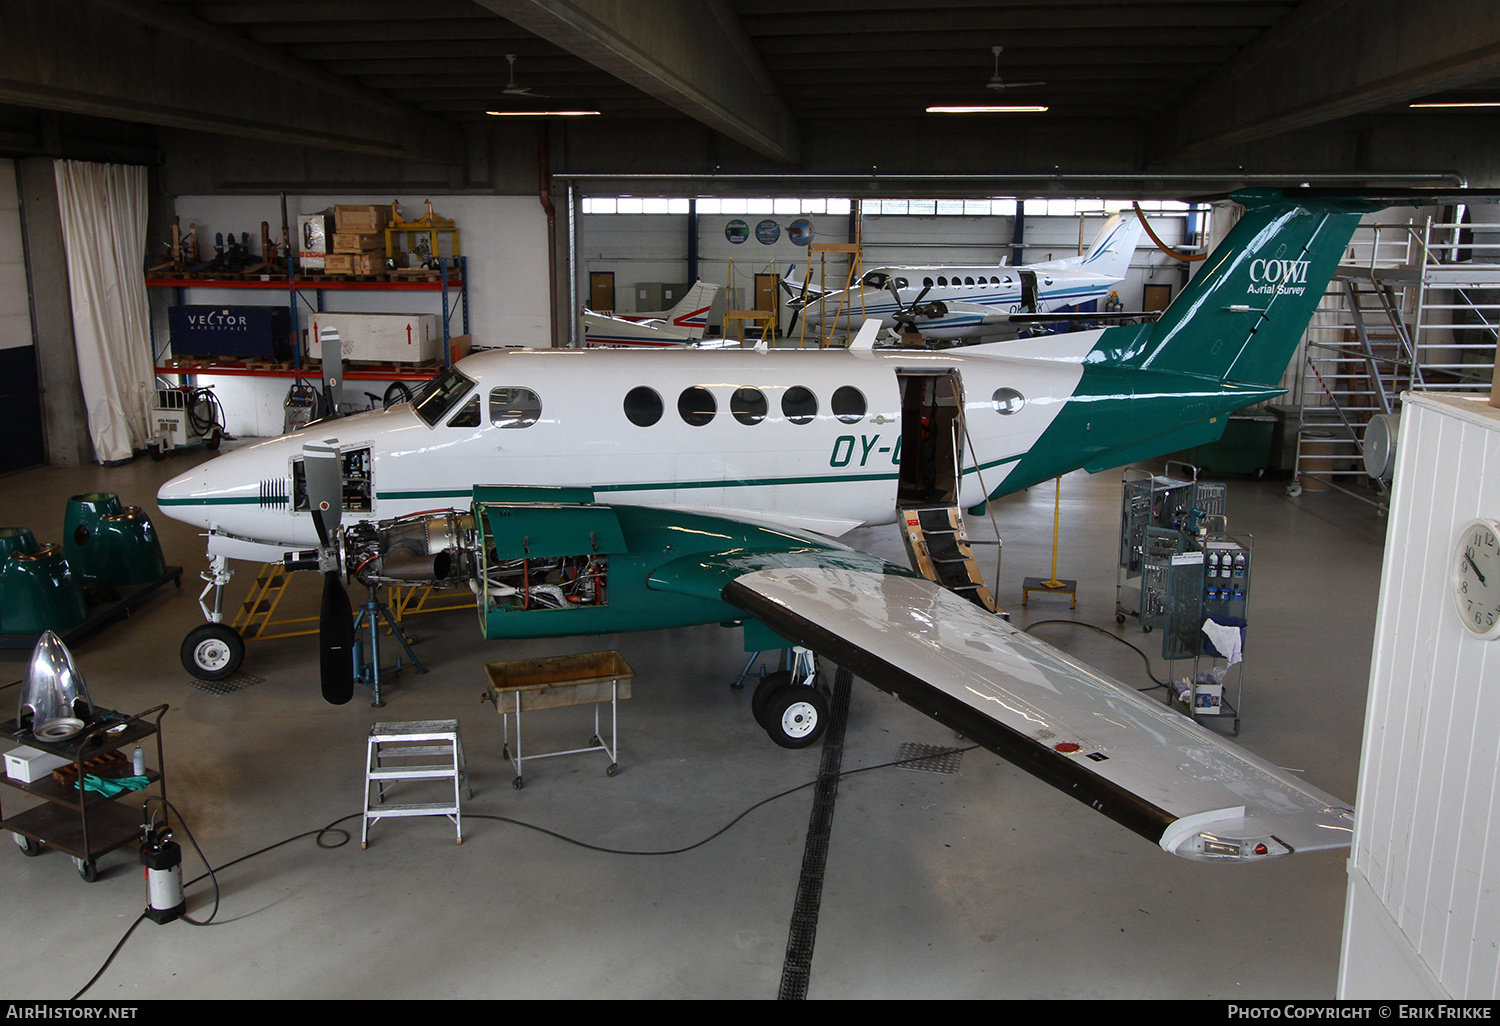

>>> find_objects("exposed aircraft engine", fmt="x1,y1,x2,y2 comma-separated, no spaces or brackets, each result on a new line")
341,511,478,587
479,555,607,610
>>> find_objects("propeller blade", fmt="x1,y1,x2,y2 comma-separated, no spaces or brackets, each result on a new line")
319,572,355,705
303,439,343,544
318,327,344,419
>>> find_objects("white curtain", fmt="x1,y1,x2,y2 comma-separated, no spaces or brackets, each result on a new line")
52,160,154,464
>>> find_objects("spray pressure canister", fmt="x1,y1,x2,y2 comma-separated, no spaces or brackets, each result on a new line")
142,825,185,924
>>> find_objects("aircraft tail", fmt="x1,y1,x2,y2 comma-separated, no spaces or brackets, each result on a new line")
665,279,721,339
1108,190,1379,387
1069,211,1145,280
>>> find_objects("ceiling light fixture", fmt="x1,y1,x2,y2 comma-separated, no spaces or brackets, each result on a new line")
487,109,601,117
1408,101,1500,109
927,104,1048,114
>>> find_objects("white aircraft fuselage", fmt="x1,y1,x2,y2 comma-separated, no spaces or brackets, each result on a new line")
157,336,1115,560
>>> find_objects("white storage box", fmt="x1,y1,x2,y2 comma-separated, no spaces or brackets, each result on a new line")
5,745,71,783
307,313,442,364
297,211,334,271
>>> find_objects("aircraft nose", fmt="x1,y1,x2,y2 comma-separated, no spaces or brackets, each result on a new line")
156,465,213,529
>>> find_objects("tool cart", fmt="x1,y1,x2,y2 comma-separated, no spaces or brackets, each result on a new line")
0,684,167,881
1115,463,1226,630
1157,518,1252,737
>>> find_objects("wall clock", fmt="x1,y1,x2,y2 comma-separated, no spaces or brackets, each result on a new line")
1452,517,1500,640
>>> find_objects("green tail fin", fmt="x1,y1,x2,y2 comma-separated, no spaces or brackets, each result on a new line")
1108,189,1381,386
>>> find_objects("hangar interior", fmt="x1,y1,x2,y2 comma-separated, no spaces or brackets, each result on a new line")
2,0,1499,1001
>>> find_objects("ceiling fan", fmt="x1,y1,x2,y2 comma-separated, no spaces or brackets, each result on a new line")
503,54,548,97
986,46,1045,91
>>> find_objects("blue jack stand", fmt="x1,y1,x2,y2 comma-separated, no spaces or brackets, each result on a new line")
351,585,425,707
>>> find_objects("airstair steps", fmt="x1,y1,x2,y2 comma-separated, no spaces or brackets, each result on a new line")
898,506,996,612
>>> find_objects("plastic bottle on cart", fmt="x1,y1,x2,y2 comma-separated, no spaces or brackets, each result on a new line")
1234,553,1247,578
1208,552,1220,578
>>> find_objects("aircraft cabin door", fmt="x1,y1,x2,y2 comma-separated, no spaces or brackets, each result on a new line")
896,371,964,508
1019,270,1039,313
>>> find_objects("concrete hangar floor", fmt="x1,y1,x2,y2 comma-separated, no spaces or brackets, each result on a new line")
0,439,1379,1000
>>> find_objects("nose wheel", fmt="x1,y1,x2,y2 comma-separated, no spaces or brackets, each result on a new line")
181,623,245,680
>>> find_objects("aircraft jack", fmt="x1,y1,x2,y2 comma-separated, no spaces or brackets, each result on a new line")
351,585,425,708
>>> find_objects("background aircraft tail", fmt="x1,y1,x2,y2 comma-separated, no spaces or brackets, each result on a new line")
1109,190,1380,387
665,279,720,339
1071,210,1146,280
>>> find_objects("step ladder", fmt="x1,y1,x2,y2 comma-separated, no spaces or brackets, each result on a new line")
361,719,471,848
899,506,997,612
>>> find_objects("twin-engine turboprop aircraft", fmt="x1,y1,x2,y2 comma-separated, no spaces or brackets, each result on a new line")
158,189,1379,863
790,209,1147,343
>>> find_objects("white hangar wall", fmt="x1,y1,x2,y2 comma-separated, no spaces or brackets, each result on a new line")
1339,392,1500,999
577,201,1197,331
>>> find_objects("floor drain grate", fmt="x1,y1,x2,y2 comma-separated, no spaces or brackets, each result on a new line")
896,741,964,774
189,673,265,696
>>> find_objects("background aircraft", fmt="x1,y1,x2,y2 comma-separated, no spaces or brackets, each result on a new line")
789,210,1147,343
158,188,1379,866
581,279,720,347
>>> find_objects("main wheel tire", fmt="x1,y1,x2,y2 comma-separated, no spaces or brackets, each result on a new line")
181,623,245,681
765,686,829,749
751,670,793,728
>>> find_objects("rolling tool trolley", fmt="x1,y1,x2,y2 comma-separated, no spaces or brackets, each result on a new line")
0,684,167,881
1115,463,1226,630
1158,518,1252,736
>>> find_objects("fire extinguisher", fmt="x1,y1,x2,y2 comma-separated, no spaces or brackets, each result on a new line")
141,821,185,924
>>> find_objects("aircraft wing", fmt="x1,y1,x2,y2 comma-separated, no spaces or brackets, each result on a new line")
655,554,1353,862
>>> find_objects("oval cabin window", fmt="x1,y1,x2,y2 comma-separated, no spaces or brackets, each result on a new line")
624,386,663,427
679,386,716,427
992,387,1026,415
782,386,818,425
490,387,542,428
731,387,768,425
831,386,867,424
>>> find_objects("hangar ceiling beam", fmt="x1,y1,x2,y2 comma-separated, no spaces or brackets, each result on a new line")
0,0,467,165
1159,0,1500,162
474,0,800,164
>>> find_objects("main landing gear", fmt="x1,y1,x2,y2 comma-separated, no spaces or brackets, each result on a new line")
744,647,829,749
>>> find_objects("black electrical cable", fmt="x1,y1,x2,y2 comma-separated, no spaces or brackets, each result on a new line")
68,747,972,998
71,813,356,1000
1022,617,1170,691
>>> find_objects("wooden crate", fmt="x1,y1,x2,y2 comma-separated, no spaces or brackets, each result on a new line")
332,232,383,254
335,204,391,233
321,252,384,276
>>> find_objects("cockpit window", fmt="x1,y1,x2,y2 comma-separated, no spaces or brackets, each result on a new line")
446,395,481,428
862,271,889,289
413,367,477,427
